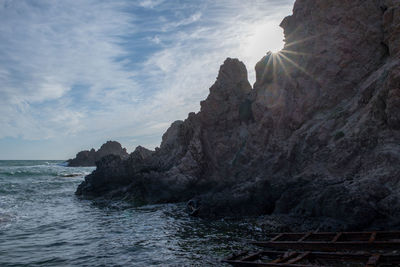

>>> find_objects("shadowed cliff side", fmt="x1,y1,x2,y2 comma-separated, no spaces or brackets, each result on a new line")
76,0,400,230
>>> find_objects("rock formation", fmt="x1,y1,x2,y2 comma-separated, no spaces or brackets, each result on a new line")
67,141,129,167
76,0,400,230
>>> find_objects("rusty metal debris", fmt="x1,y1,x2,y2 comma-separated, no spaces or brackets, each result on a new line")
223,231,400,266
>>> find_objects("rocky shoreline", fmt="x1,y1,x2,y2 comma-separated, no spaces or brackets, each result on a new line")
76,0,400,231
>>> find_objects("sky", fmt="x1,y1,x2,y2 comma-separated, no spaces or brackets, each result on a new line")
0,0,295,160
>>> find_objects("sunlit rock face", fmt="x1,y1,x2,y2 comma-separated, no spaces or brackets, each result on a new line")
77,0,400,230
248,0,400,229
67,141,128,167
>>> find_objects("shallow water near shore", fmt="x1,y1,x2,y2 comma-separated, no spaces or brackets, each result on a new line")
0,160,263,266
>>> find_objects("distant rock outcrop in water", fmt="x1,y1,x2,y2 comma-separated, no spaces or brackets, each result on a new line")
67,141,129,167
76,0,400,230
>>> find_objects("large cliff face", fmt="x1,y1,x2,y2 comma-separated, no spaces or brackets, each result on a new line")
76,0,400,230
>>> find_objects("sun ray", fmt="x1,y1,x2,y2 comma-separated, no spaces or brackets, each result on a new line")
259,52,275,85
275,53,296,86
280,48,330,61
272,53,278,83
280,49,312,57
283,34,320,49
278,52,318,83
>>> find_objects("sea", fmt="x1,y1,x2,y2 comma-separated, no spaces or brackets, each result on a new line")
0,160,263,266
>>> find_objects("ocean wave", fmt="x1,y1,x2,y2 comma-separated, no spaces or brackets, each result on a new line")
0,163,94,178
58,173,88,178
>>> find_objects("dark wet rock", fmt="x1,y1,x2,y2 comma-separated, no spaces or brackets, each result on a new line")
60,174,82,177
67,141,129,167
76,0,400,230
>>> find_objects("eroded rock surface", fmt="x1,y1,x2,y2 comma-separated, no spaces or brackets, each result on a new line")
67,141,129,167
76,0,400,230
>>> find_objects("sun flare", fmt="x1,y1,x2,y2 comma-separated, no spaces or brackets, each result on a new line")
242,22,285,61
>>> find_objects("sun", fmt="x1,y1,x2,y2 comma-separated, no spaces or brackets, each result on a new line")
244,22,285,57
240,21,286,84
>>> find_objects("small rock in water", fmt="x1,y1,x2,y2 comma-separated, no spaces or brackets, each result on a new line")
60,174,82,178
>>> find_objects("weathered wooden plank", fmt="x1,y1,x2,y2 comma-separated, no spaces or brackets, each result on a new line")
269,251,297,263
331,232,342,242
240,251,263,262
298,232,312,242
223,232,400,267
252,240,400,251
225,250,249,260
268,231,400,238
369,232,376,243
222,259,323,267
223,250,400,267
270,233,284,242
365,254,380,267
286,251,311,264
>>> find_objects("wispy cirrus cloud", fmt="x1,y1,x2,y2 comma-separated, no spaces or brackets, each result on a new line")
0,0,138,139
0,0,294,159
138,0,164,9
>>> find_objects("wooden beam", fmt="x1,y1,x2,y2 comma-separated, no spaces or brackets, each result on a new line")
251,240,400,251
298,232,312,242
225,250,248,260
240,251,263,261
223,251,400,266
270,251,297,263
222,259,322,267
365,254,380,267
331,232,342,242
369,232,376,243
286,252,311,264
270,233,284,242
